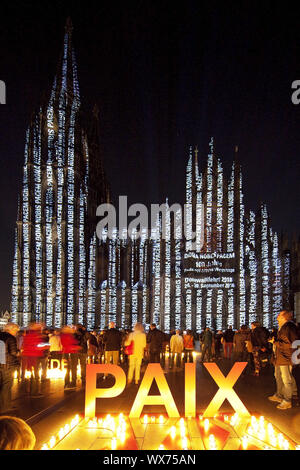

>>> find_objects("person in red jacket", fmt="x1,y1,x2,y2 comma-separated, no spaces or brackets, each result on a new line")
61,325,80,390
21,323,46,396
183,330,194,363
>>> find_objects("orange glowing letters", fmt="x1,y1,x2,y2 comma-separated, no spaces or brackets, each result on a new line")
85,362,249,418
202,362,250,418
129,363,180,418
185,363,196,417
85,364,126,417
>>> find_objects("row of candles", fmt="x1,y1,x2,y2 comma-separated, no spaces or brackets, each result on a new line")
244,415,300,450
41,414,81,450
40,413,299,451
14,350,198,382
14,362,82,380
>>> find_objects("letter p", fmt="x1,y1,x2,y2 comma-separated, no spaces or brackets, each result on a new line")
85,364,126,418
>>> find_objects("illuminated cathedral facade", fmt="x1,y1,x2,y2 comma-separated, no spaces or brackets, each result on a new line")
94,140,291,332
11,22,291,331
10,20,110,329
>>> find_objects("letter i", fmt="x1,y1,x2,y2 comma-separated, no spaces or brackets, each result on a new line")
185,363,196,417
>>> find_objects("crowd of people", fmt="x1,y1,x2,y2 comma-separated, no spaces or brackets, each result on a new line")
0,310,300,422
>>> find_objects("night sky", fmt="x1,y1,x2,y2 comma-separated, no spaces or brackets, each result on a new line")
0,1,300,310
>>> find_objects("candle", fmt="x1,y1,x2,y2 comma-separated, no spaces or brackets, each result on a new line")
242,436,248,450
170,426,176,440
111,437,117,450
204,418,210,432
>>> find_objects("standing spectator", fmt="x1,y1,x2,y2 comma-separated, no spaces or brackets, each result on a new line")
121,329,131,366
233,325,251,363
268,311,299,409
250,321,270,376
214,330,223,360
103,322,122,377
198,331,204,355
16,330,25,381
125,323,146,385
87,331,99,364
169,330,184,368
161,332,171,368
49,329,63,368
19,330,27,381
61,325,80,390
223,326,235,359
201,327,213,362
75,324,89,386
146,324,165,363
270,327,278,341
183,330,194,363
97,331,105,363
0,323,19,413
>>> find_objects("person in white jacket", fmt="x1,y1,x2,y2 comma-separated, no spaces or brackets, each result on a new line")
49,329,63,368
125,323,146,385
170,330,184,368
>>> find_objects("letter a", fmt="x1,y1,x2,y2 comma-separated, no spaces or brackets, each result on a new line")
129,364,180,418
203,362,250,418
85,364,126,418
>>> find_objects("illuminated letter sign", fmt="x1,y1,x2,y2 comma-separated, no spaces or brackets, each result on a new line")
85,362,249,419
203,362,250,417
129,364,180,418
85,364,126,418
185,363,196,417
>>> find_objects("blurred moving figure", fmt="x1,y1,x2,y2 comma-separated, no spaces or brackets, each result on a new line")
125,323,146,385
61,326,80,390
75,324,90,385
87,331,99,364
201,327,213,362
39,327,50,381
0,416,36,450
49,329,63,368
20,323,45,396
16,330,25,380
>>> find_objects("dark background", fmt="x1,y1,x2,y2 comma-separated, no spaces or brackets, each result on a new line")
0,1,300,310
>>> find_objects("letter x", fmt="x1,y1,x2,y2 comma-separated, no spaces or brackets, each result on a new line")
203,362,250,418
